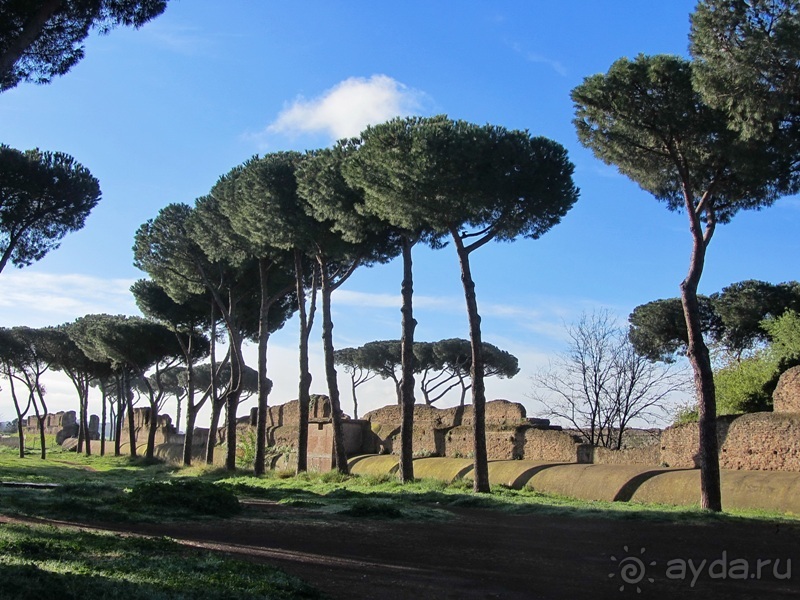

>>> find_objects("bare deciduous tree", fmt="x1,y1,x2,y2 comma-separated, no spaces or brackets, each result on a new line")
531,310,688,449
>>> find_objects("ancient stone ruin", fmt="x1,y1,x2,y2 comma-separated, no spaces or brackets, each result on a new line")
62,365,800,473
23,411,100,444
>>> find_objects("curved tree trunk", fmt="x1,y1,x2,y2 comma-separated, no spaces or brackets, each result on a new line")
7,372,26,458
398,236,416,483
319,258,348,474
681,205,721,512
452,232,490,493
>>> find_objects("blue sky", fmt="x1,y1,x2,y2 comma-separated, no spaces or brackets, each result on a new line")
2,1,799,427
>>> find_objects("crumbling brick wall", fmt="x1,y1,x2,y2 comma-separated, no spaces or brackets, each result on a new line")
660,413,800,471
773,366,800,413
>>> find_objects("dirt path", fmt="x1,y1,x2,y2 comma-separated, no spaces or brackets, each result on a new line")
5,503,800,599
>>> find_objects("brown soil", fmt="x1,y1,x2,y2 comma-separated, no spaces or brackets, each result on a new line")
6,502,800,599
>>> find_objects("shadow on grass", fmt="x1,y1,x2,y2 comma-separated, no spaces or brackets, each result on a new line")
0,478,241,524
218,475,800,526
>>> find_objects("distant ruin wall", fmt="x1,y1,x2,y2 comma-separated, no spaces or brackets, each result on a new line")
267,395,331,427
364,400,582,462
117,408,178,453
661,413,800,471
24,410,95,443
363,399,527,431
593,444,661,466
521,428,592,463
107,376,800,473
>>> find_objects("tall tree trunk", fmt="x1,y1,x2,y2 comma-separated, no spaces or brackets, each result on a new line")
295,250,314,474
182,367,196,466
125,373,137,458
398,236,416,483
28,393,43,459
15,419,24,459
224,391,240,471
30,387,46,460
175,396,182,437
205,300,219,465
7,373,25,458
254,258,272,477
100,380,107,456
681,208,721,512
183,407,198,466
225,330,244,471
146,401,158,460
76,388,85,453
36,404,46,460
452,234,490,493
81,379,91,456
206,398,223,464
37,414,46,459
114,374,123,456
319,258,348,474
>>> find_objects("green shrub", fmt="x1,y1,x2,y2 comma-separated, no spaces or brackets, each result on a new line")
236,429,257,470
714,353,777,415
341,499,403,519
318,470,351,484
672,402,698,425
126,479,240,517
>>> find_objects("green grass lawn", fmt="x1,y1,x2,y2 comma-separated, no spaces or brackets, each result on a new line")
2,443,799,599
0,523,321,600
2,443,798,525
0,445,323,599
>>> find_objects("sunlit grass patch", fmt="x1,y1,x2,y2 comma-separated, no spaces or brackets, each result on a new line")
0,523,322,600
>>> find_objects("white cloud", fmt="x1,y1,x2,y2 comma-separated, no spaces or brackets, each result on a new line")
141,23,227,56
260,75,428,142
506,41,567,76
0,271,138,327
